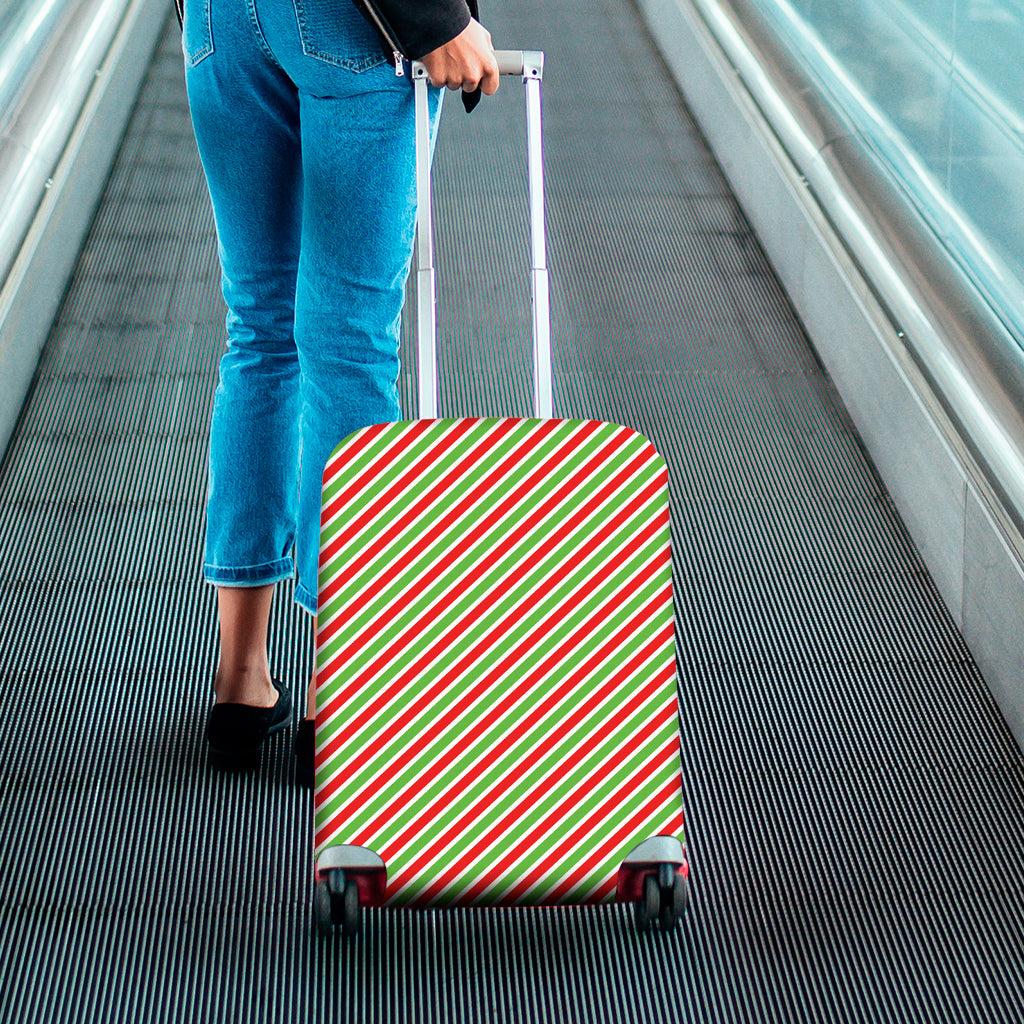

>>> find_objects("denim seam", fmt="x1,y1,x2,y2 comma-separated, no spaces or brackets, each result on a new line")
204,558,294,585
294,581,317,616
244,0,280,68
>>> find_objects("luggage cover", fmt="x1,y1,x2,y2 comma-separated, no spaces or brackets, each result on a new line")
314,415,685,908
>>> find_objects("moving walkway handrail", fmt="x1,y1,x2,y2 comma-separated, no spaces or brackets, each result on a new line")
0,0,140,290
0,0,166,461
0,0,75,123
686,0,1024,552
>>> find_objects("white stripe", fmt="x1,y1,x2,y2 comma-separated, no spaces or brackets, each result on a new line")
368,673,675,887
318,418,590,552
316,418,605,600
312,568,672,805
326,443,661,620
319,422,381,490
315,449,665,671
315,419,587,650
443,750,681,907
318,418,496,553
519,787,682,907
313,565,672,815
319,419,432,521
314,525,670,743
313,633,674,840
313,626,672,837
387,743,681,906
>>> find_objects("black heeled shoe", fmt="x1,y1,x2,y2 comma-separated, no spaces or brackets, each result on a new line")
295,718,315,789
206,678,293,770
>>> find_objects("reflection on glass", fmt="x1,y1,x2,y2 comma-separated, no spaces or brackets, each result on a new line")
754,0,1024,346
0,0,74,119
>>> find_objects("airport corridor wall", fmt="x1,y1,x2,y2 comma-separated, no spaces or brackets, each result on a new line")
639,0,1024,746
0,0,168,458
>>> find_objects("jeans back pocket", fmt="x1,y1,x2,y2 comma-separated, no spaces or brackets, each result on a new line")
182,0,214,67
291,0,388,71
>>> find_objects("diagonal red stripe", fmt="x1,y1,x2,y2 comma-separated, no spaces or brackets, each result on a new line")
387,683,678,891
543,766,685,905
312,582,672,853
320,417,438,528
313,564,671,851
319,419,414,507
379,651,676,863
316,418,625,655
475,752,681,905
410,739,682,905
584,875,620,906
317,417,526,630
316,419,598,652
316,478,666,778
314,512,668,809
501,753,683,905
316,446,665,727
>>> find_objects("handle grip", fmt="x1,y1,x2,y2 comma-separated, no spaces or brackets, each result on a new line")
411,50,544,81
494,49,544,78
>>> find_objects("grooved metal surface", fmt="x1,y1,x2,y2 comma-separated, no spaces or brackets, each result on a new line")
1,0,1023,1020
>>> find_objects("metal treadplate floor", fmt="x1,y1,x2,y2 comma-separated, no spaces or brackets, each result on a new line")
2,0,1024,1020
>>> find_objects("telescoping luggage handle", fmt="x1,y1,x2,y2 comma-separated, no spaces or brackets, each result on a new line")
411,50,551,419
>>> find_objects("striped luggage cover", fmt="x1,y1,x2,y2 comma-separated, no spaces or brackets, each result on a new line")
314,415,685,908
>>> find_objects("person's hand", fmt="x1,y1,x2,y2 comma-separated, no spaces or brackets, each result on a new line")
420,19,499,96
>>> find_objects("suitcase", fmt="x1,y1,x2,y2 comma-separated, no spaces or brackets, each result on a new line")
312,51,690,937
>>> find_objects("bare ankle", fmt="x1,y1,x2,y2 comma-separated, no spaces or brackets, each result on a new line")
214,665,276,706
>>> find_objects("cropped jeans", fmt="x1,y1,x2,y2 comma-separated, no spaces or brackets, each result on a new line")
183,0,441,614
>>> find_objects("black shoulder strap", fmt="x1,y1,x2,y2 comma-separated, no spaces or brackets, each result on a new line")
462,0,482,112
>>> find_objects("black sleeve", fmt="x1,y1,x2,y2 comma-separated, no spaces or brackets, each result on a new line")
374,0,474,60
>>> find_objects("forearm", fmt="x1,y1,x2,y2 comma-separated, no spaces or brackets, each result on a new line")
369,0,473,60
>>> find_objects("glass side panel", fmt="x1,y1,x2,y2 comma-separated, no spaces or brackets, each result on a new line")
752,0,1024,348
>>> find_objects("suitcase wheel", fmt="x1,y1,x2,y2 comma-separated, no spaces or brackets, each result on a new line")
339,877,360,937
660,872,691,931
636,873,660,932
314,870,362,938
313,879,333,937
635,864,691,933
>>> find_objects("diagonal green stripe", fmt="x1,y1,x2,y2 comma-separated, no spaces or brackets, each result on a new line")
317,418,575,616
315,524,670,795
316,530,670,800
516,795,685,907
319,418,523,570
320,449,661,663
315,457,667,703
368,670,677,864
321,419,422,512
317,419,621,627
488,750,682,905
314,522,668,779
393,719,680,903
317,641,674,843
314,562,671,830
314,416,680,902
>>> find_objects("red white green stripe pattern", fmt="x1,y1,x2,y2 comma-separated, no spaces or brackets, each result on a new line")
314,417,684,907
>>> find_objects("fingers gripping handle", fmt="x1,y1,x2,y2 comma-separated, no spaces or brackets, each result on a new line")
410,49,544,83
412,51,551,419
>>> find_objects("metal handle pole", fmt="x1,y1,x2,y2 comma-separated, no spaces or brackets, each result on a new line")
412,50,549,419
525,74,552,417
413,72,436,418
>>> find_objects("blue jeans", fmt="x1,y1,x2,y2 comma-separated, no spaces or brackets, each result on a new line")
183,0,441,614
